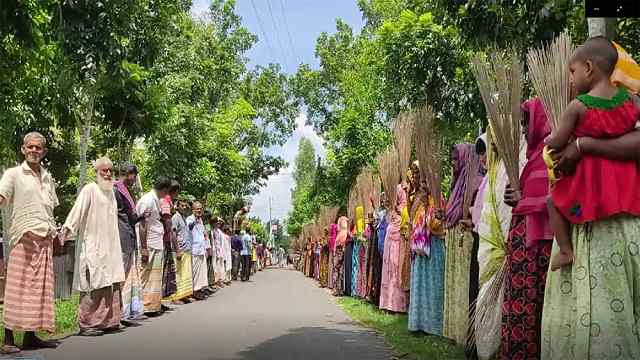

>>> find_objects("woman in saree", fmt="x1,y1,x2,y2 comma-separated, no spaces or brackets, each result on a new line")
328,223,337,289
408,162,447,334
319,227,330,288
379,184,409,313
443,144,483,344
472,135,513,360
355,206,368,297
540,103,640,357
366,193,386,306
332,216,349,296
500,98,553,360
350,218,360,297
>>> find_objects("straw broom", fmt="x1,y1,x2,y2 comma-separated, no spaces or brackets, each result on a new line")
414,104,443,205
467,261,507,359
462,150,480,220
356,169,373,217
471,48,523,190
393,112,415,184
348,186,358,221
527,31,574,130
377,146,401,212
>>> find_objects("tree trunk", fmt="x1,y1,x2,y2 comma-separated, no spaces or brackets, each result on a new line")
77,122,91,193
76,83,97,194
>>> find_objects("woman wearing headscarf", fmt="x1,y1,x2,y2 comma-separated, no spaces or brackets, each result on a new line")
350,214,360,297
379,184,409,313
470,133,514,360
332,216,349,296
500,98,553,360
355,206,368,297
319,227,330,288
328,222,338,290
443,144,483,344
366,193,386,306
407,161,446,334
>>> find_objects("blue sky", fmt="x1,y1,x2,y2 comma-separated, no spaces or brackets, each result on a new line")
191,0,364,224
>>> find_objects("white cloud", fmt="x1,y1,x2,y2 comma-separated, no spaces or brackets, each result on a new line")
249,112,325,224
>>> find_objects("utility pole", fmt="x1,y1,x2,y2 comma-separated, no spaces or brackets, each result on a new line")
268,196,273,248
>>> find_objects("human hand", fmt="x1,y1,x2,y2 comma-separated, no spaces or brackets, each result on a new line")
459,219,473,232
551,140,582,176
141,248,149,265
504,184,521,208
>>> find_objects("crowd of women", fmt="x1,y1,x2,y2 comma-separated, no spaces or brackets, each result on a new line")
296,37,640,360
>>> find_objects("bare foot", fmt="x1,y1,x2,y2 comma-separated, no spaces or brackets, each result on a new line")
551,251,574,271
1,344,21,354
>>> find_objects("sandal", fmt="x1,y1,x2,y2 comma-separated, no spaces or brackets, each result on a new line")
21,337,59,350
78,329,104,337
1,344,21,354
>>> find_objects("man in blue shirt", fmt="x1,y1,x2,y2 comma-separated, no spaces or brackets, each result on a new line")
231,230,243,281
239,228,253,282
187,201,210,300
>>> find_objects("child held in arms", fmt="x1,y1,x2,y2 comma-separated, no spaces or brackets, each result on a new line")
546,36,640,271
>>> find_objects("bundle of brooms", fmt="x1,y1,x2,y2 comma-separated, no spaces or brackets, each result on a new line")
348,185,358,221
356,167,375,217
413,104,443,206
323,206,340,229
527,31,574,130
471,48,523,191
377,146,401,212
393,112,415,184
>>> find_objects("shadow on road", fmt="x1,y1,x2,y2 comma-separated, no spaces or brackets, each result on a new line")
227,326,390,360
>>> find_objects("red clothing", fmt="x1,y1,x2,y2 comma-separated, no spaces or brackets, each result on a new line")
552,89,640,224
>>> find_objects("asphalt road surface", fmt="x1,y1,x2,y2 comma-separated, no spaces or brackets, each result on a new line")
15,268,392,360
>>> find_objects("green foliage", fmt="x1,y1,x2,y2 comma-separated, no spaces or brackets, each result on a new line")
288,0,640,230
0,0,299,222
247,216,268,243
339,297,465,359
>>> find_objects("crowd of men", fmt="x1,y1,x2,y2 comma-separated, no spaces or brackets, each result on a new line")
0,132,284,354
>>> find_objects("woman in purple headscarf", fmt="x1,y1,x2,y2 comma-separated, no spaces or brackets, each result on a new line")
442,144,483,345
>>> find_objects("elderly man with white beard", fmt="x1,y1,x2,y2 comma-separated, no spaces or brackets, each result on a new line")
61,157,125,336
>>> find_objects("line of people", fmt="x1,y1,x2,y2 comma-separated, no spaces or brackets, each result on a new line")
0,132,269,354
297,38,640,360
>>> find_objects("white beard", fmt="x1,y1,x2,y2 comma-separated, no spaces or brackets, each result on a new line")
97,176,114,191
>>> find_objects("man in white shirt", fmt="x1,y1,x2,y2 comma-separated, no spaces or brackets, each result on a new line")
136,176,172,315
61,157,125,336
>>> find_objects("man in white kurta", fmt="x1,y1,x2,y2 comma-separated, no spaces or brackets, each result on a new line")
62,157,125,336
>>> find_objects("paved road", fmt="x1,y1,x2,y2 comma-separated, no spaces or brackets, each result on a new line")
22,268,392,360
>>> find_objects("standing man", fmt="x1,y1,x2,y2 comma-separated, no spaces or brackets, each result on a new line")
160,180,180,306
231,229,242,280
170,198,194,304
188,201,210,300
240,228,253,282
211,217,225,287
0,132,59,353
221,222,233,285
62,157,125,336
114,164,148,326
233,206,249,233
137,176,172,316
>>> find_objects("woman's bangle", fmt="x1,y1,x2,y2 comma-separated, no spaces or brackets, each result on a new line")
576,138,582,154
